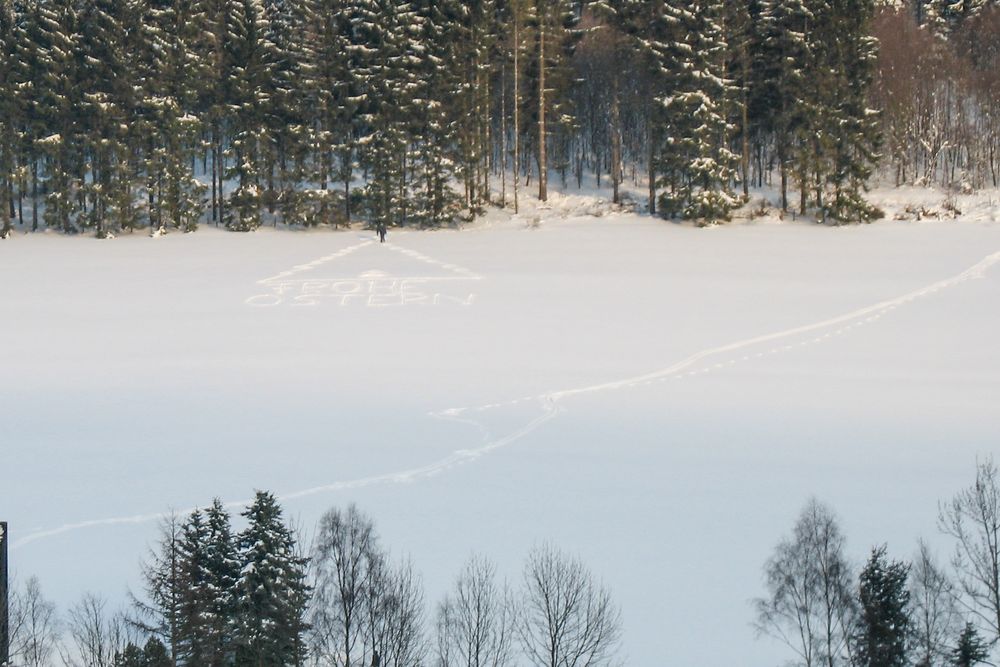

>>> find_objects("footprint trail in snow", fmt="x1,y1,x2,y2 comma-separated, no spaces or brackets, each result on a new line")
14,248,1000,549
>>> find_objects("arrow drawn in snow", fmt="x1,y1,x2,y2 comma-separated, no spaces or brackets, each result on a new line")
13,249,1000,550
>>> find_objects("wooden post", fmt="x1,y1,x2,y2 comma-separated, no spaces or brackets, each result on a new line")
1,521,8,666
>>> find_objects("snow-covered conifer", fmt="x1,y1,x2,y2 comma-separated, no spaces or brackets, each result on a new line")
655,0,740,223
75,0,143,236
138,0,207,231
235,491,309,667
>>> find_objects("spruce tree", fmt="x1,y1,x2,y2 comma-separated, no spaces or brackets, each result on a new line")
176,509,212,666
196,0,233,227
354,0,426,230
139,0,207,231
235,491,310,667
596,0,680,214
260,0,301,224
224,0,270,231
32,0,79,233
143,638,173,667
822,0,882,223
855,546,911,667
75,0,143,236
12,0,49,231
407,0,462,227
656,0,740,223
757,0,815,212
448,0,498,212
115,642,147,667
203,499,240,667
951,623,990,667
297,0,363,225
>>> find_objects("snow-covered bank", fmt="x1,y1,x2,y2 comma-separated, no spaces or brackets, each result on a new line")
1,191,998,666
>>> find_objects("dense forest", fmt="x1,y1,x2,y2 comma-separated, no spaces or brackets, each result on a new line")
4,458,1000,667
0,0,998,238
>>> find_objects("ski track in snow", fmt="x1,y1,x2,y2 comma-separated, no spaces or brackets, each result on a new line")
13,248,1000,550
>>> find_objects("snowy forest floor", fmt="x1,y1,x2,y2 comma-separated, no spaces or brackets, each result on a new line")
1,184,999,666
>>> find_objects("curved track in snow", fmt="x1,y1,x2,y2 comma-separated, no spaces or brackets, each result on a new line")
14,248,1000,550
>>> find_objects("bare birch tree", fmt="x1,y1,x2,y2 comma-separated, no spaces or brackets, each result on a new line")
8,577,59,667
939,457,1000,642
310,505,425,667
754,499,855,667
518,544,621,667
60,593,134,667
309,504,378,667
365,556,425,667
910,540,962,667
436,555,516,667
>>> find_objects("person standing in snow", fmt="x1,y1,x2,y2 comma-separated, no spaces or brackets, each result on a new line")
378,224,386,243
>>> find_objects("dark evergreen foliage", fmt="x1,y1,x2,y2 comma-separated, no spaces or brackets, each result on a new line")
854,545,911,667
234,491,310,667
951,622,991,667
0,0,891,235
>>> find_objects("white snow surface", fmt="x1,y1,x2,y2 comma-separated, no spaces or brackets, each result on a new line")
2,186,1000,666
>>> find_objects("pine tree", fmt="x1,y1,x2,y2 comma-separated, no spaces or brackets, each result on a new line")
854,546,911,667
235,491,310,667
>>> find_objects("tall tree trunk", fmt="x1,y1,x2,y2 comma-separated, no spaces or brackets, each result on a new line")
31,158,38,232
513,10,520,214
611,76,622,205
741,91,750,198
648,116,656,216
538,24,547,203
501,60,507,207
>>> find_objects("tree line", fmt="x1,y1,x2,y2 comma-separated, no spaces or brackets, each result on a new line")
0,0,917,241
3,492,623,667
6,457,1000,666
755,457,1000,667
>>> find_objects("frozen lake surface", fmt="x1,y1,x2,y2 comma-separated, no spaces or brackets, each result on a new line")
2,191,999,666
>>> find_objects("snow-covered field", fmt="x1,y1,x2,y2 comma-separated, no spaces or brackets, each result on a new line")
2,188,999,666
